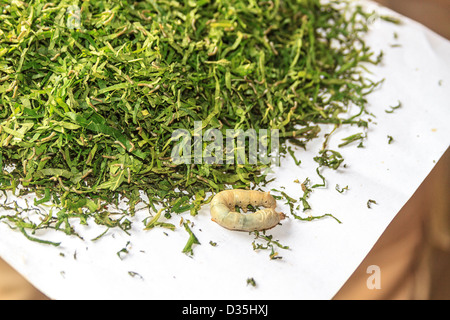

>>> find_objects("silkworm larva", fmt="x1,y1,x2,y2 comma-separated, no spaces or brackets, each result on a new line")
50,53,61,61
103,12,115,25
210,190,285,231
114,140,126,150
39,131,56,143
207,46,218,56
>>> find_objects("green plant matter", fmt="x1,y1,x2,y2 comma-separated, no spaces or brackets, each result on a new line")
0,0,383,244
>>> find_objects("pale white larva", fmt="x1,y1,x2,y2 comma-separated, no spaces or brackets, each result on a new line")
210,190,285,231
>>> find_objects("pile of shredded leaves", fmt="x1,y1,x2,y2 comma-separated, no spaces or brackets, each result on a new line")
0,0,385,246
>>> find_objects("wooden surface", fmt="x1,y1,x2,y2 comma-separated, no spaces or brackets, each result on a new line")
0,258,48,300
374,0,450,40
1,0,449,300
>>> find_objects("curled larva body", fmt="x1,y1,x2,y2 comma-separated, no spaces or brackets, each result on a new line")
210,190,284,231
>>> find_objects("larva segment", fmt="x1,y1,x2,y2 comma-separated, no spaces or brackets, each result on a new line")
210,190,284,231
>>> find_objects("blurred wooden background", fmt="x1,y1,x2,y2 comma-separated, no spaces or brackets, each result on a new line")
1,0,449,300
375,0,450,39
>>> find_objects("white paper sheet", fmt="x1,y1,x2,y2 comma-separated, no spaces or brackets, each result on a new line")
1,1,449,300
